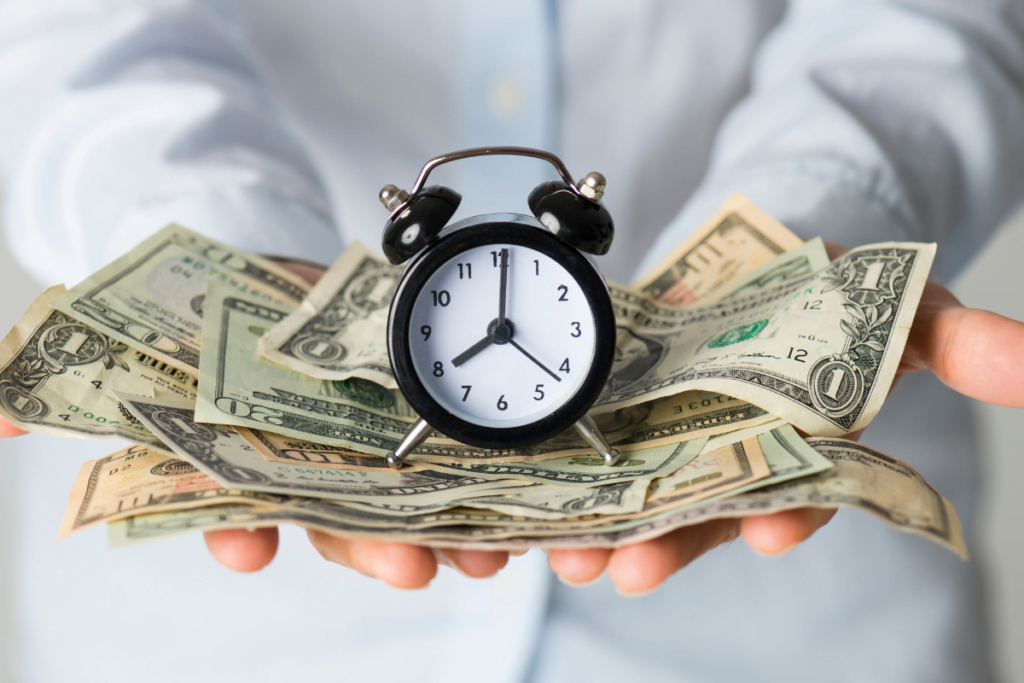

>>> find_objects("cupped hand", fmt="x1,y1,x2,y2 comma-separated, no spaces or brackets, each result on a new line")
546,244,1024,595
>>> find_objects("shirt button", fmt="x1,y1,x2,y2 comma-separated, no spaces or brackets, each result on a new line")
488,77,524,116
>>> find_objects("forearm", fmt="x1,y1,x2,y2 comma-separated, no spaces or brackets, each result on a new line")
0,0,342,286
637,0,1024,284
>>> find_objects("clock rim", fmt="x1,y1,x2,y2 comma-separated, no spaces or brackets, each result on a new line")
388,214,615,450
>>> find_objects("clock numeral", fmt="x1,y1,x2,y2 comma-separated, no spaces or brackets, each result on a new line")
457,263,472,279
420,325,431,341
533,384,545,401
461,385,472,401
559,358,570,373
570,322,581,337
557,285,569,302
433,361,444,377
431,290,451,307
534,259,539,275
496,395,508,411
491,251,499,267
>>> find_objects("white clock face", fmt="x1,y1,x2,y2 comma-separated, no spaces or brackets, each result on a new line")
409,243,597,428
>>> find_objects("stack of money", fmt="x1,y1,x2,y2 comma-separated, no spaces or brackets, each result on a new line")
0,195,967,559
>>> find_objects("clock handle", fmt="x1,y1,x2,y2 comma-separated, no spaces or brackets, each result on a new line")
386,418,434,469
407,146,578,198
574,414,621,466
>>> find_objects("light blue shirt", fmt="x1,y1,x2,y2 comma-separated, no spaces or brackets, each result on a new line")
1,1,1021,681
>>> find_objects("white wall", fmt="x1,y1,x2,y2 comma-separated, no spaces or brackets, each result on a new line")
0,216,1021,682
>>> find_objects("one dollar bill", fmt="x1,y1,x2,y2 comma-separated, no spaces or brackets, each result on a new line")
593,242,936,436
0,286,194,450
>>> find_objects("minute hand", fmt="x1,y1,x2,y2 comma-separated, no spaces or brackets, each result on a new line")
498,248,509,325
508,339,561,382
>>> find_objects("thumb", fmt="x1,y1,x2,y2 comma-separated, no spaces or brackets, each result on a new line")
901,280,1024,408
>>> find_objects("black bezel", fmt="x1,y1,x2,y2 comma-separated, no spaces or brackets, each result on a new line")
388,214,616,450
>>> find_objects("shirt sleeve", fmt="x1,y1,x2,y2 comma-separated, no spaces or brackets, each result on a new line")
0,0,343,287
635,0,1024,285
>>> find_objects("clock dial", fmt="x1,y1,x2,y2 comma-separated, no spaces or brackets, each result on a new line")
408,243,597,428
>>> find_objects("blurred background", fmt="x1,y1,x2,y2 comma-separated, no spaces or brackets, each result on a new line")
0,210,1022,682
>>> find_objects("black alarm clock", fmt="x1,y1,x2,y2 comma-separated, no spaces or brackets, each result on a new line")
379,147,620,469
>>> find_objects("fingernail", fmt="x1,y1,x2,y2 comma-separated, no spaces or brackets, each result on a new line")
557,573,601,588
614,584,659,598
508,548,529,557
751,540,800,557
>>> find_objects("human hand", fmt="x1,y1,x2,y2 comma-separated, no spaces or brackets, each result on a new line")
546,241,1024,596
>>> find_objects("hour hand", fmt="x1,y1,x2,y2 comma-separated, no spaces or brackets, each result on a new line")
452,333,494,368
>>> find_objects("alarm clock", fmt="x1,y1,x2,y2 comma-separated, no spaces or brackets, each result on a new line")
378,147,620,469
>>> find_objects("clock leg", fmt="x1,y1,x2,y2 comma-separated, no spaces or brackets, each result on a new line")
386,418,433,469
573,414,621,466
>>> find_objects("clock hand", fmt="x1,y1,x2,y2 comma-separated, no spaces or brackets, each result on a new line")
498,248,509,326
508,338,561,382
452,332,494,368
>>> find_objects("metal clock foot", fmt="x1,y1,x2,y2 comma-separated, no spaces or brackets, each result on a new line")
574,414,620,466
386,418,433,469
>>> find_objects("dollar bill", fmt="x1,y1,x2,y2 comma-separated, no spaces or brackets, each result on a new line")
731,424,833,495
715,237,830,301
378,437,963,553
0,286,194,450
235,426,423,472
699,418,786,453
57,445,287,539
107,437,965,559
58,441,647,540
457,478,651,519
421,437,706,488
639,423,831,509
632,193,805,304
196,284,775,461
258,242,400,387
117,391,523,504
593,242,936,436
51,224,311,374
647,436,771,505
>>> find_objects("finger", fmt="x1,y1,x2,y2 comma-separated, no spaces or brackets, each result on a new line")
546,547,613,586
607,519,740,596
271,259,326,285
902,280,1024,408
0,417,27,438
740,507,836,556
306,530,437,589
822,241,849,260
437,548,510,578
204,527,279,572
